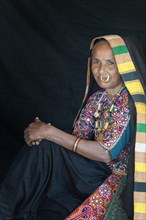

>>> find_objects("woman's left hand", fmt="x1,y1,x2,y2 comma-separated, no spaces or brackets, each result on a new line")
24,117,50,146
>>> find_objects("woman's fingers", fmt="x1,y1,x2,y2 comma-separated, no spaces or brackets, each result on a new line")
34,140,41,145
35,117,41,122
24,128,42,146
23,117,45,146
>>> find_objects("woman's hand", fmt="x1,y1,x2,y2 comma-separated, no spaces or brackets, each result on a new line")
24,117,51,146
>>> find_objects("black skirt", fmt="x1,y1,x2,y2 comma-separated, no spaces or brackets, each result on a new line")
0,140,111,220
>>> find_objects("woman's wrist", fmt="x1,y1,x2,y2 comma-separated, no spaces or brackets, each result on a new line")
29,122,52,145
41,122,52,140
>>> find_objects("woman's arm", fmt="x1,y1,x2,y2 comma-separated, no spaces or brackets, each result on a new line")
24,119,111,163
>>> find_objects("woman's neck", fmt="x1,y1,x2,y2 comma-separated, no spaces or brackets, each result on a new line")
106,82,124,98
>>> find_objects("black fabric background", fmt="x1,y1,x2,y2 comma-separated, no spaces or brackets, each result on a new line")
0,0,146,182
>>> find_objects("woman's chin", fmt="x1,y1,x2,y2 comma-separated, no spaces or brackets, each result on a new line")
98,82,110,89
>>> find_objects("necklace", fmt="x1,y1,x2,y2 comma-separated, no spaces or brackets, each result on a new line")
94,85,125,143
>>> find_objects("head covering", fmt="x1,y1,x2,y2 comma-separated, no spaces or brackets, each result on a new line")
77,35,146,219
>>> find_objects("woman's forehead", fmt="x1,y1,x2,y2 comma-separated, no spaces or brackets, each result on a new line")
92,41,114,58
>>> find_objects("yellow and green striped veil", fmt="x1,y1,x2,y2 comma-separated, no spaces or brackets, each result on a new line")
84,35,146,220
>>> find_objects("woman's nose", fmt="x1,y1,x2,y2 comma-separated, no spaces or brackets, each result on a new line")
99,64,106,74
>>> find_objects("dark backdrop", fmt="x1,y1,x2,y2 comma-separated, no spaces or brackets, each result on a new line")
0,0,146,182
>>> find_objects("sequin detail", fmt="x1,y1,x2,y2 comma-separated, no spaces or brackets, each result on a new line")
66,173,122,220
68,89,130,220
97,89,130,151
72,88,130,174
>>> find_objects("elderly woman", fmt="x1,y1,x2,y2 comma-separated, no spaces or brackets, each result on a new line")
0,35,145,220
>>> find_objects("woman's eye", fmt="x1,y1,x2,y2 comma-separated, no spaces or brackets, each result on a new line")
108,60,114,65
93,59,100,64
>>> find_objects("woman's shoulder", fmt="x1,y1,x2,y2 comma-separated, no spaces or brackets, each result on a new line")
88,89,105,102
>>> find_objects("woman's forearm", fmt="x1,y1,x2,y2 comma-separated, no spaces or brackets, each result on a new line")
45,125,77,150
46,125,111,163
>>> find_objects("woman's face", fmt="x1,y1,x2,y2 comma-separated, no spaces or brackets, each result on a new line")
91,41,123,91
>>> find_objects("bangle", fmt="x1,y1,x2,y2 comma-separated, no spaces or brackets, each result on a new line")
73,137,81,152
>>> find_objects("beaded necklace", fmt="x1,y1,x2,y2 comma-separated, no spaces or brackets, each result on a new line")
94,85,126,143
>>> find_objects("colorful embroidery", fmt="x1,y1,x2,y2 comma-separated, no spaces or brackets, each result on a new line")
108,143,130,174
66,173,122,220
72,88,130,174
69,88,130,219
97,88,130,151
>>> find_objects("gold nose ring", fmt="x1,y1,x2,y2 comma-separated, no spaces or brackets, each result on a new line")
100,73,110,83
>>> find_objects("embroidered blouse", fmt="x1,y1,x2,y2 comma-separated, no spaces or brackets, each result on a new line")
72,87,131,174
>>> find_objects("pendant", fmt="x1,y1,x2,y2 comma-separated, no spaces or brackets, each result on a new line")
109,104,114,112
98,133,104,142
97,103,101,111
104,122,109,130
95,121,98,128
94,111,99,118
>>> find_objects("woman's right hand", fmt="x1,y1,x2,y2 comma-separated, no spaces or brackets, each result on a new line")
24,117,51,146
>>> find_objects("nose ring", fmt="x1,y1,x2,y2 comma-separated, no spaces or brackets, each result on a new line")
100,73,110,83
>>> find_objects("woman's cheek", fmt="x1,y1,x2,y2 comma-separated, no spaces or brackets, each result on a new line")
92,66,98,74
